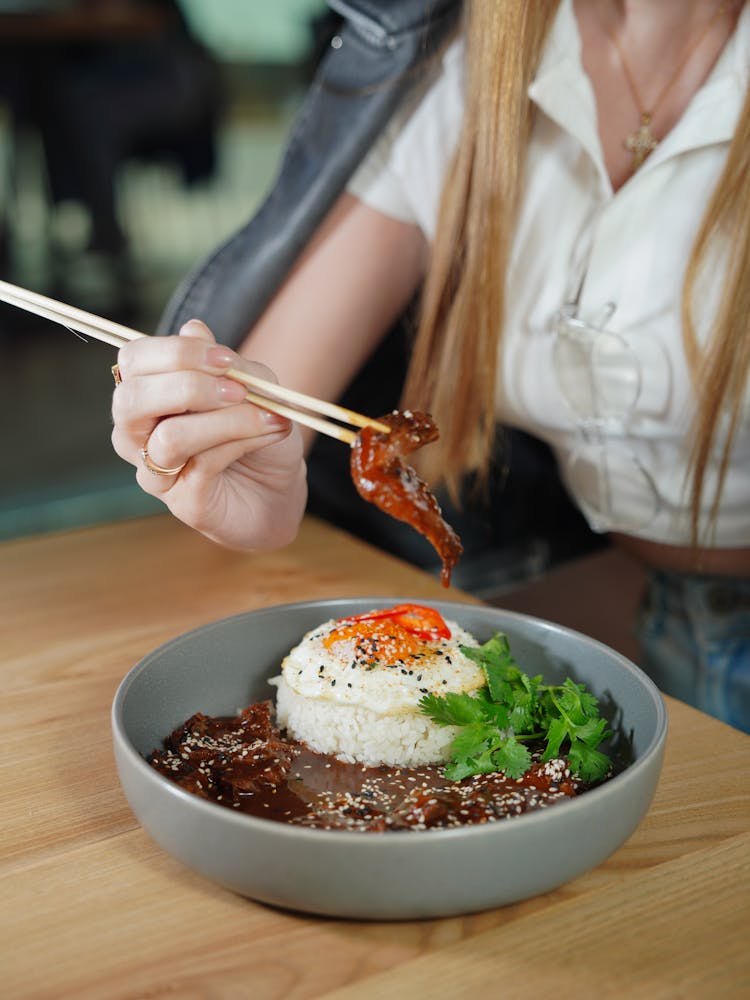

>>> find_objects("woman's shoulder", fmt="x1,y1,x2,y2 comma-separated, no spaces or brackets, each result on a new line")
390,37,465,151
347,38,466,233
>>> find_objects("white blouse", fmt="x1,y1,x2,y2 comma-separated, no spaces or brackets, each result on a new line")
348,0,750,548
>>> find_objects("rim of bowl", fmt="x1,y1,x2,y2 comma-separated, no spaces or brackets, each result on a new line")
112,597,668,846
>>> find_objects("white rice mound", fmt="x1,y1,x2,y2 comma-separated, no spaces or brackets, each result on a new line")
273,675,458,767
270,614,485,767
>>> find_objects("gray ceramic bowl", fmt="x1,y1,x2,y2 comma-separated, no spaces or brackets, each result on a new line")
112,598,667,920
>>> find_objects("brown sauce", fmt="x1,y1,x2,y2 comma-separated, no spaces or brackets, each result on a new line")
148,702,591,833
350,410,463,587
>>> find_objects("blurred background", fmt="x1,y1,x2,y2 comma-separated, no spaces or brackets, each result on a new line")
0,0,635,637
0,0,330,540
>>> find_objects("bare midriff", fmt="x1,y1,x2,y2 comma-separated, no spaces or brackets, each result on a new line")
613,533,750,577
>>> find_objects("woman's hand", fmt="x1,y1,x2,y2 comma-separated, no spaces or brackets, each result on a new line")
111,320,307,550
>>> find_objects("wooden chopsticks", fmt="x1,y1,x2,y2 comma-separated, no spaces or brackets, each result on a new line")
0,279,391,445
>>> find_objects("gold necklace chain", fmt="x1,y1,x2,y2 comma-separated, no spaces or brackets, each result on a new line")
601,0,736,170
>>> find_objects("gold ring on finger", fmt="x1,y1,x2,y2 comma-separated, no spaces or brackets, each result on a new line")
140,435,186,477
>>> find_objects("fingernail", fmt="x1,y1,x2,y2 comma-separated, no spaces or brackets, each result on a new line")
216,378,247,402
205,346,235,370
179,319,207,338
261,410,291,430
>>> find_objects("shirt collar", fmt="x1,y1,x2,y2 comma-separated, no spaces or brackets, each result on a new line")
649,2,750,163
528,0,750,187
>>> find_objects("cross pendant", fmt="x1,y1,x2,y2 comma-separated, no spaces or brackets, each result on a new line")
624,112,658,171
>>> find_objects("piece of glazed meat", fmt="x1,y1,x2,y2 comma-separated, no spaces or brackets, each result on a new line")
349,410,463,586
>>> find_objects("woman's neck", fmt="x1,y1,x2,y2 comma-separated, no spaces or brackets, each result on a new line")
606,0,739,54
574,0,741,188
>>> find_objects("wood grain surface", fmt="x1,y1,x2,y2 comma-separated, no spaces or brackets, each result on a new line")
1,514,748,999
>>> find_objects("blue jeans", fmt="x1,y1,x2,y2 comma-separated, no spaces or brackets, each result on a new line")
636,569,750,734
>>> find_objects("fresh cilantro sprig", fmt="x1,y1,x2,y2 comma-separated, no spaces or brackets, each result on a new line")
419,633,612,783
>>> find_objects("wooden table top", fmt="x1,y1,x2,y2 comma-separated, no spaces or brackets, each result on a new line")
1,514,748,999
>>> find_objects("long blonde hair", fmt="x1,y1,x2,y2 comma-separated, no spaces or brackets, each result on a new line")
403,0,750,546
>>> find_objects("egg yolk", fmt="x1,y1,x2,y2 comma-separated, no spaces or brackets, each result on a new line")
323,619,428,665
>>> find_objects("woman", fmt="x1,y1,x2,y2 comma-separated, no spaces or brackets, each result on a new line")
111,0,750,731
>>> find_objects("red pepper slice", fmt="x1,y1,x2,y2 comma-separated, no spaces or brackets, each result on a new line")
335,604,451,641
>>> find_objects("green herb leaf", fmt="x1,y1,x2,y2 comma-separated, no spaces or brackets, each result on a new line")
449,724,496,762
567,742,612,783
420,632,613,784
419,691,486,727
461,633,515,701
543,716,568,760
444,757,481,782
492,735,532,779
